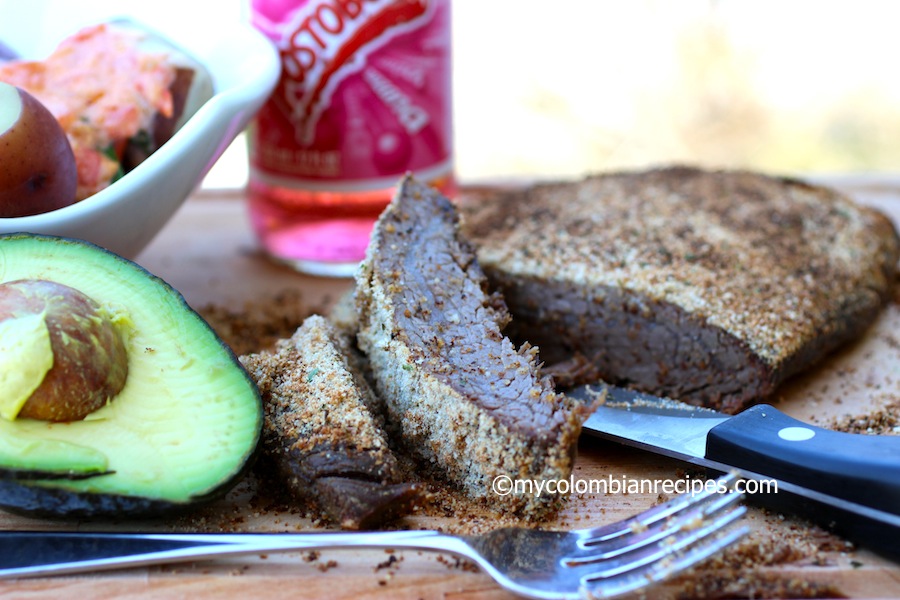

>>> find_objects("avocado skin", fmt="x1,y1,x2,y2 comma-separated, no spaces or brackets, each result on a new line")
0,446,258,519
0,479,192,519
0,233,263,519
0,467,112,481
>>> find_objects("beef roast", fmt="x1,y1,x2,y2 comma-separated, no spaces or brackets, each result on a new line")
355,175,592,517
460,166,900,413
240,315,420,529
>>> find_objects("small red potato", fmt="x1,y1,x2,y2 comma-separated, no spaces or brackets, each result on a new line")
0,82,78,217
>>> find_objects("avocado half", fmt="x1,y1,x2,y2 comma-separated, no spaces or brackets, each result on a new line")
0,233,262,518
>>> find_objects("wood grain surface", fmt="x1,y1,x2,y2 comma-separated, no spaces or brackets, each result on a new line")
1,178,899,599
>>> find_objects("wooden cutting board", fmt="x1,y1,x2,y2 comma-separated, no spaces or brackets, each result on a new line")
1,178,899,599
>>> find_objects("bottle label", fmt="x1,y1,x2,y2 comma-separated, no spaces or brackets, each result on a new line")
250,0,453,190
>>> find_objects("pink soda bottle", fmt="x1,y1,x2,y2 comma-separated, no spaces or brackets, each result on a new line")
248,0,455,277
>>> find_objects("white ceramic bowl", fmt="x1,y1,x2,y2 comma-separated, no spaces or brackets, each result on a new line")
0,9,279,259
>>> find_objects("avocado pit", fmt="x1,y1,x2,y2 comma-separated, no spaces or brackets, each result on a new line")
0,279,128,422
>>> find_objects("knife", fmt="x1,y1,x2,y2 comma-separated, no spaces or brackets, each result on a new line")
569,383,900,559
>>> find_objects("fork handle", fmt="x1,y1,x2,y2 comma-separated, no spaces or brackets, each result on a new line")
0,530,467,579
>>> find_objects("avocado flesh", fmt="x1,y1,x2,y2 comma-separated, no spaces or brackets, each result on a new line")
0,420,108,477
0,234,262,516
0,311,54,420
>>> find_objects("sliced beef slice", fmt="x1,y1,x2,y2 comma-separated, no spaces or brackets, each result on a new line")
240,315,420,529
355,175,593,518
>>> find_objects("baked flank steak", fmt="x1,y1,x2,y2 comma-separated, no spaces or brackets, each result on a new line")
240,315,421,529
355,175,593,518
460,165,900,413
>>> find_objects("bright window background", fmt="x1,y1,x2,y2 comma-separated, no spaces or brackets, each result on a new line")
3,0,900,187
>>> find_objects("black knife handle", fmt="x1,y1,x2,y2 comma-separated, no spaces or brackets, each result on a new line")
706,405,900,514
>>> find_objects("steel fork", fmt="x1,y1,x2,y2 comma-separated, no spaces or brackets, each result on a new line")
0,473,747,599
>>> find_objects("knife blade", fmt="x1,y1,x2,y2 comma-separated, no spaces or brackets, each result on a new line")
570,383,900,559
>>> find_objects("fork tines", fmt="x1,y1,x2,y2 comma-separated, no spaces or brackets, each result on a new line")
567,472,748,597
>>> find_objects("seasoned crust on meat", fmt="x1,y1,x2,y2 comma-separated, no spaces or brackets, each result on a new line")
460,166,900,412
240,315,420,529
355,175,593,517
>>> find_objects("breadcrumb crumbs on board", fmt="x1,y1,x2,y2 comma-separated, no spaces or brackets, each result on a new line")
197,289,328,356
670,516,852,599
831,402,900,436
